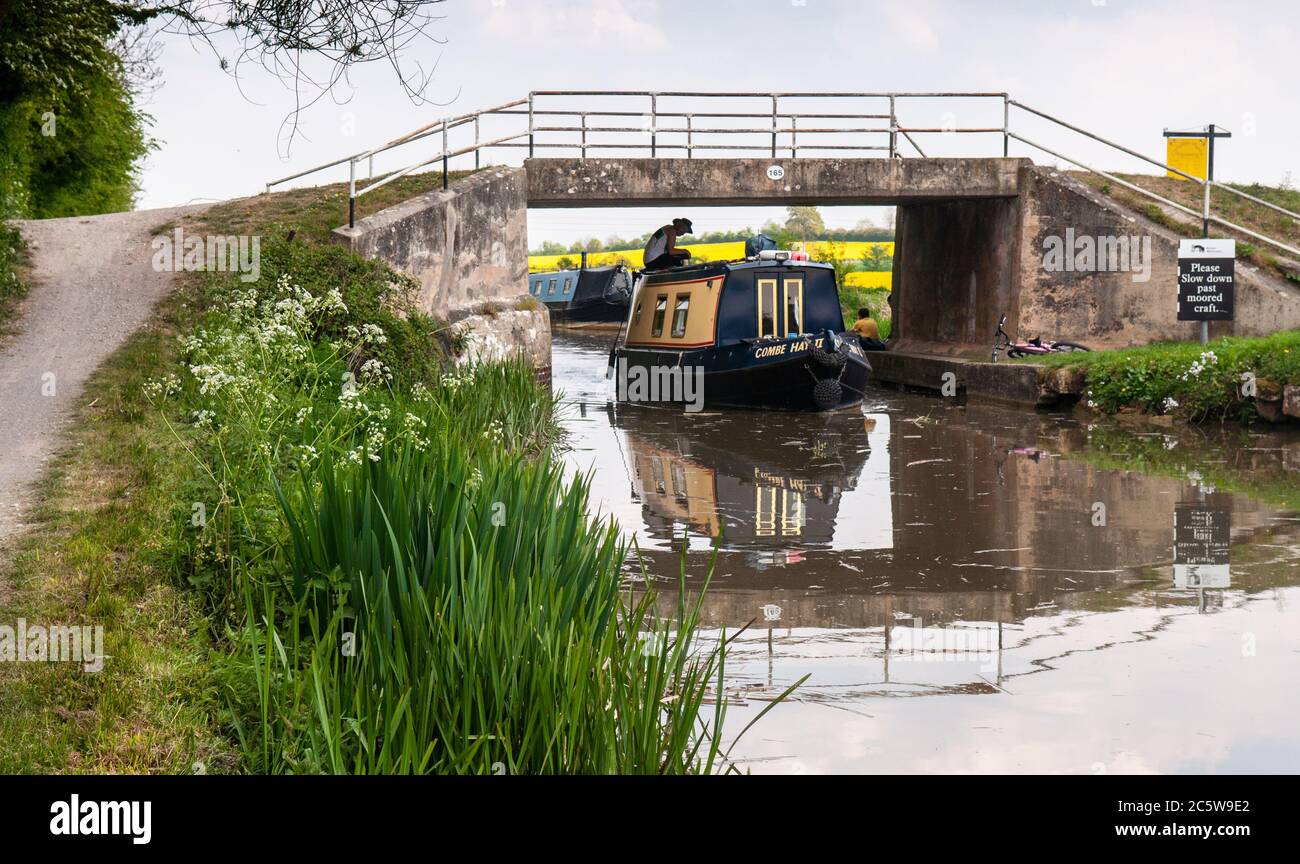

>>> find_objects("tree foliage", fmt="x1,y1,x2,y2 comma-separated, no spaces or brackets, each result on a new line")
0,0,152,217
0,0,451,218
783,206,826,238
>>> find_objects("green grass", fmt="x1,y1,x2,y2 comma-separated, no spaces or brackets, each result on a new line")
232,439,759,774
0,296,237,773
840,284,892,340
1031,329,1300,421
205,168,479,244
1071,172,1300,281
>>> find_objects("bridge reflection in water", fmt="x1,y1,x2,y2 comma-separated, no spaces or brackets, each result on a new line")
554,332,1300,772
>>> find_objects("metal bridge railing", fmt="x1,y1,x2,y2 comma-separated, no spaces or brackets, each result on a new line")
1005,100,1300,258
265,91,1300,258
266,91,1009,226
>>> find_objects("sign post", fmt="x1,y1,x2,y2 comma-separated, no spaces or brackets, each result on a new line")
1177,239,1235,342
1164,125,1232,345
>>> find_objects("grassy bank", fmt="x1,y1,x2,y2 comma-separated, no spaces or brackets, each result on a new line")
840,284,892,340
0,178,756,773
1070,172,1300,283
1033,329,1300,422
0,309,236,772
199,168,479,245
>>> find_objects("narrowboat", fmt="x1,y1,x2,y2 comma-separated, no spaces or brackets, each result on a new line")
527,264,633,327
610,250,871,411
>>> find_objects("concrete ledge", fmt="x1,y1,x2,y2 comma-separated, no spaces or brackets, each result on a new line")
526,157,1028,208
450,305,551,372
871,350,1054,407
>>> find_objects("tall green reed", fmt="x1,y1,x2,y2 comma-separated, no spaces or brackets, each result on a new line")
238,437,754,774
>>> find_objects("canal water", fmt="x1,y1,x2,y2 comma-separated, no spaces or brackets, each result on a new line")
552,331,1300,774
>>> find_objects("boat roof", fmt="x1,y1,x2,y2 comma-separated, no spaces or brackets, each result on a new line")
530,263,625,277
638,258,835,283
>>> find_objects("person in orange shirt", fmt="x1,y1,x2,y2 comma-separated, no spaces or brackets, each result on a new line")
851,308,886,350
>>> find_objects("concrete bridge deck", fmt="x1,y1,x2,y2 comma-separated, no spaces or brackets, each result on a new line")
525,157,1023,208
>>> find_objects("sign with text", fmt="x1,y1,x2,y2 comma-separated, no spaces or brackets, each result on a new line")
1173,503,1231,588
1177,239,1235,321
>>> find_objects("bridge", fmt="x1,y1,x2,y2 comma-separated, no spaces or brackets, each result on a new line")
268,91,1300,390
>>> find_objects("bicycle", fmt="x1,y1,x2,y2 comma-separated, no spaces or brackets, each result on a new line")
992,313,1091,361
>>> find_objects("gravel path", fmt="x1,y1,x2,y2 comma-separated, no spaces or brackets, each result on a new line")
0,205,208,546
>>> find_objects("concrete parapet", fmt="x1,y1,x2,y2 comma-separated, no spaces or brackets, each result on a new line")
332,168,530,320
525,157,1026,208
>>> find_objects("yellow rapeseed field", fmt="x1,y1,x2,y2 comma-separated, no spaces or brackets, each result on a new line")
529,240,894,277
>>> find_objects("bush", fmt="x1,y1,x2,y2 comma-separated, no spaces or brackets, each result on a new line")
840,284,892,340
0,2,152,218
200,238,455,388
0,221,27,326
153,247,503,611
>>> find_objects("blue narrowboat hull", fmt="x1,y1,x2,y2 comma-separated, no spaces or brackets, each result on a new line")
529,265,632,327
616,334,872,412
547,297,629,326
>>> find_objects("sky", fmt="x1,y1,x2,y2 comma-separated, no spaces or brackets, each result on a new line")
135,0,1300,245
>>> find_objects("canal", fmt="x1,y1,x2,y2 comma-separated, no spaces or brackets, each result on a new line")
552,330,1300,774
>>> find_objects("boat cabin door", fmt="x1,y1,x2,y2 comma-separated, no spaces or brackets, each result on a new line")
756,273,805,339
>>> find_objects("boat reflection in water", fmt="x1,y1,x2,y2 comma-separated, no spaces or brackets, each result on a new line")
558,333,1300,773
611,404,889,556
599,400,1300,772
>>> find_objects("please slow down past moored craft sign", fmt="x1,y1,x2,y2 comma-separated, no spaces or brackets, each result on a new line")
1177,238,1235,321
1173,502,1231,589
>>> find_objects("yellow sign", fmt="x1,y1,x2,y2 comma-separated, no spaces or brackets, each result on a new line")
1166,137,1208,181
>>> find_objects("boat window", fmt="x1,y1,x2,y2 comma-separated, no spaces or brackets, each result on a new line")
757,278,778,338
783,277,804,336
651,294,668,337
529,279,538,295
670,294,690,338
756,486,804,537
547,279,558,296
671,464,687,501
633,301,642,325
782,489,806,535
563,278,573,293
755,486,776,537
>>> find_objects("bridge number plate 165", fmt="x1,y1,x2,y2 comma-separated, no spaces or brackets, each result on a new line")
766,164,785,181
